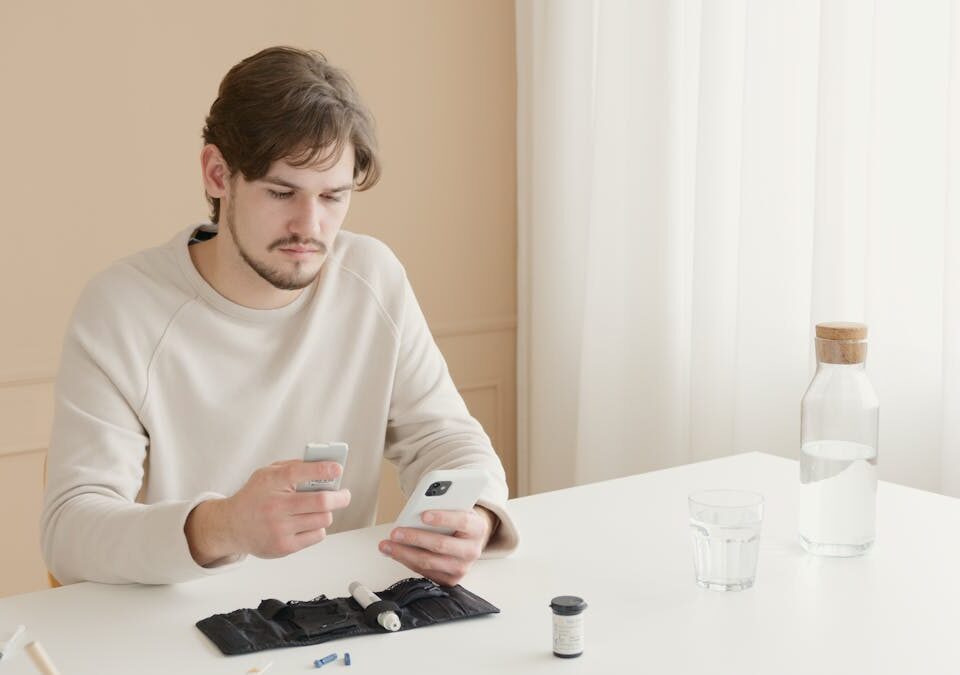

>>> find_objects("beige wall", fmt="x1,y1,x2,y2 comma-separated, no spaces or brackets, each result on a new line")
0,0,516,597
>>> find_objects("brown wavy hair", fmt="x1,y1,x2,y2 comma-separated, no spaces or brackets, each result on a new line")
202,46,381,223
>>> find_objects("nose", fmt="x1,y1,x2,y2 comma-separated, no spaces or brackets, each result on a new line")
288,197,325,239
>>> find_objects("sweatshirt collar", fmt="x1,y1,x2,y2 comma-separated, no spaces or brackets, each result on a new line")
174,224,319,323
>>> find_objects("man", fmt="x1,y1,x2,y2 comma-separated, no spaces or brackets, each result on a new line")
40,46,517,586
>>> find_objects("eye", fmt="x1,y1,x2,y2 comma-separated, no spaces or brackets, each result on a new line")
268,189,294,200
322,194,343,203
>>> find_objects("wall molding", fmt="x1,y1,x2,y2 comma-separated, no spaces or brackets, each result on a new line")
457,379,503,453
0,339,515,461
0,384,507,461
0,374,55,389
458,380,502,394
0,446,46,459
0,320,519,381
0,316,520,382
0,378,56,458
432,315,516,339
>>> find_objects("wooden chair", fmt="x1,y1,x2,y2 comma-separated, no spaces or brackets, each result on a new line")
41,454,61,588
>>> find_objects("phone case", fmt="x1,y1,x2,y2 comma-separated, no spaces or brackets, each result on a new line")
394,468,489,534
298,442,349,492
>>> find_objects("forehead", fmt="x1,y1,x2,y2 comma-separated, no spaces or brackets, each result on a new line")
260,144,355,188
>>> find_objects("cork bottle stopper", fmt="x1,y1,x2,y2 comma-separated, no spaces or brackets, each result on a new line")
815,322,867,364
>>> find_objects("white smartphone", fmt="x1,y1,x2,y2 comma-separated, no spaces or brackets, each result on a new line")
297,442,349,492
394,468,490,535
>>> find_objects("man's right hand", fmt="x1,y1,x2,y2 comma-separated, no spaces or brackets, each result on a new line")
184,460,351,566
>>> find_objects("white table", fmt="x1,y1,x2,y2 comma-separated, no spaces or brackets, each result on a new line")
1,452,957,674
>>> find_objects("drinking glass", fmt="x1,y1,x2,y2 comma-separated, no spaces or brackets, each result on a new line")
688,490,764,591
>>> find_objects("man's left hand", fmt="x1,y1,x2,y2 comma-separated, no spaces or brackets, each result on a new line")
378,507,496,587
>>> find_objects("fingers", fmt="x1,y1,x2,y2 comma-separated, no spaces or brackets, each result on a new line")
378,511,486,587
294,527,328,549
275,460,342,489
250,512,331,558
290,511,333,533
387,527,481,561
232,460,352,560
259,527,327,558
287,489,352,515
420,509,486,539
379,540,472,587
253,460,342,489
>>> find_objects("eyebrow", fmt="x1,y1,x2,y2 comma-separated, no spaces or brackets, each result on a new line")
261,175,354,193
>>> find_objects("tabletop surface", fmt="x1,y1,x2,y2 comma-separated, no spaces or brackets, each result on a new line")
1,451,957,674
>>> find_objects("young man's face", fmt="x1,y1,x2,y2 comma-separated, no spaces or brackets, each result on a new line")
222,146,355,291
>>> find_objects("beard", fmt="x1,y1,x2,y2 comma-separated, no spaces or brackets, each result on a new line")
224,199,326,291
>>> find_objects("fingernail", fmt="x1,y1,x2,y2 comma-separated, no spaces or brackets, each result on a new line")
422,512,436,524
392,530,405,542
380,542,392,555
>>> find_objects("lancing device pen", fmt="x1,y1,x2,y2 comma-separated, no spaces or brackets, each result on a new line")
348,581,401,632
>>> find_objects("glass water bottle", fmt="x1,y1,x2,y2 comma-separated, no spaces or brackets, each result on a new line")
798,322,879,556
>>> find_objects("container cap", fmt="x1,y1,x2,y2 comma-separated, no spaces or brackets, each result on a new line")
816,322,867,340
815,322,868,364
550,596,587,615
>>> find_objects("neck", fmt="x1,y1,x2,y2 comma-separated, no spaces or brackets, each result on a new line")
189,231,305,310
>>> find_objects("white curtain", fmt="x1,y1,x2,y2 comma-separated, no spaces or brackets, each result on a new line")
516,0,960,497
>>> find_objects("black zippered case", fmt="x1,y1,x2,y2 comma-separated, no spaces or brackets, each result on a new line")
196,577,500,655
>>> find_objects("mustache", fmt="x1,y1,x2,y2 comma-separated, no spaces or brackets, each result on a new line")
268,236,327,253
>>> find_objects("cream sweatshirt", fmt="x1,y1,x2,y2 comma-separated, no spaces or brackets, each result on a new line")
41,225,518,584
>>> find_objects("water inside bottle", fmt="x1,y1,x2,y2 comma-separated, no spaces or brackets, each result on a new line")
799,440,877,556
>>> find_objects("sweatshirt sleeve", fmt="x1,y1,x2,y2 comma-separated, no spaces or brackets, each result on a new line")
383,274,518,556
40,273,243,584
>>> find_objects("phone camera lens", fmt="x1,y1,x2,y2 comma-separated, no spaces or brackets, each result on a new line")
425,480,452,497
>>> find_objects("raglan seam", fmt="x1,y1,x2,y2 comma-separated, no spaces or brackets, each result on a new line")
327,256,403,342
138,295,201,415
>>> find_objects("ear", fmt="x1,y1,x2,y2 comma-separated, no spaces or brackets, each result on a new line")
200,144,232,198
